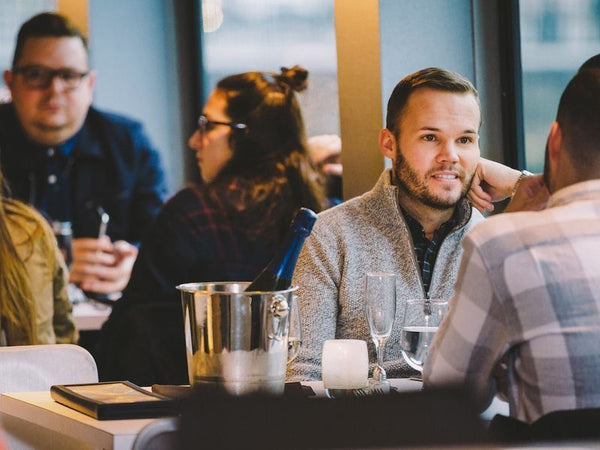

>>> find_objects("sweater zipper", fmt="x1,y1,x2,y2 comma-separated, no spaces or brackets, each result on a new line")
428,226,462,297
395,209,428,299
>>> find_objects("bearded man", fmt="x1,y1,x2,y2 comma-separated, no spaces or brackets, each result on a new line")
288,67,486,380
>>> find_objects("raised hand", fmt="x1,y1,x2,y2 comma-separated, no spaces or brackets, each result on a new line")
69,236,138,294
468,158,524,213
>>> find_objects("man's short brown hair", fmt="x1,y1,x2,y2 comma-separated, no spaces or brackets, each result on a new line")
385,67,480,135
12,12,87,68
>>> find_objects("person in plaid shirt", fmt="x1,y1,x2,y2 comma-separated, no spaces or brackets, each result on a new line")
97,66,326,385
424,67,600,423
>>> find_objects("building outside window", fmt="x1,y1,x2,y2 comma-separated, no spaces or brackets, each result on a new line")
200,0,339,138
519,0,600,172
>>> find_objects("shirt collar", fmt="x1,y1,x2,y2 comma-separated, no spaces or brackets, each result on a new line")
56,133,77,158
548,179,600,208
400,205,460,241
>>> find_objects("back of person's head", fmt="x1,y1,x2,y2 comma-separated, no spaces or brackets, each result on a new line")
216,65,308,172
578,53,600,72
0,172,40,345
209,66,325,227
386,67,480,134
12,12,87,68
555,69,600,174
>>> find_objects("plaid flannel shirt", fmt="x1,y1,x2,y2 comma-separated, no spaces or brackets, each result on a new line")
123,185,283,306
424,179,600,423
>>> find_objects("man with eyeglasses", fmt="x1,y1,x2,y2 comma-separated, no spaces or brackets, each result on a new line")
0,13,167,301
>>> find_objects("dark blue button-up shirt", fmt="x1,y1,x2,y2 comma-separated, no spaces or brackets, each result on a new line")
0,103,168,243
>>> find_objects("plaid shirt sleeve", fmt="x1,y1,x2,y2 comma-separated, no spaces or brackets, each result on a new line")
423,232,510,410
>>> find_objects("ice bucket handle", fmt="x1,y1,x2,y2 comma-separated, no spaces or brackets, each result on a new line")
267,294,290,341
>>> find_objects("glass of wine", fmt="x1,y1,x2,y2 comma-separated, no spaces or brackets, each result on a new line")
365,272,397,392
400,299,448,372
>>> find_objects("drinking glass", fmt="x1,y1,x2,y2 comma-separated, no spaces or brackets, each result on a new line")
287,295,302,363
322,339,369,398
400,299,448,372
365,273,396,391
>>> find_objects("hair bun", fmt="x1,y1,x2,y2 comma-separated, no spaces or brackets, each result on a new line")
279,65,308,92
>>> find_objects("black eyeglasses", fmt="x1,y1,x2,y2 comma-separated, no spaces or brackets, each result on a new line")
197,115,247,134
13,65,90,90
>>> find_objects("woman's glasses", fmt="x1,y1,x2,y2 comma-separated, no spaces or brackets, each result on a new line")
197,115,247,134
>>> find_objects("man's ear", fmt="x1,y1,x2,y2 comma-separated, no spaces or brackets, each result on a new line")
3,70,13,90
379,128,396,160
547,121,562,165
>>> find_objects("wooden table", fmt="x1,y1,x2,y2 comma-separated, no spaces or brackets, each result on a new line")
0,391,157,450
0,380,508,449
303,377,423,396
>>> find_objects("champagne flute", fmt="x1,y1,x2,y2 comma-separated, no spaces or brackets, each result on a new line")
400,299,448,372
287,294,302,363
365,273,396,391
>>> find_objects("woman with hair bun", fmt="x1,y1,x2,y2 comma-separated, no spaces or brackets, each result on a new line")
98,66,326,384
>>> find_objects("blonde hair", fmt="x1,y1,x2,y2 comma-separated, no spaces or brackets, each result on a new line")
0,179,43,344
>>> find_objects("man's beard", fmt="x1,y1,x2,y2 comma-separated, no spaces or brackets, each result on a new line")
394,148,473,211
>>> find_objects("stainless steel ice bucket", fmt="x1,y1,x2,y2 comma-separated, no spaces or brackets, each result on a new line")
177,281,297,395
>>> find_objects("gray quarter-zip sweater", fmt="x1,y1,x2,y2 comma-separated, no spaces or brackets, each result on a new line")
287,169,484,381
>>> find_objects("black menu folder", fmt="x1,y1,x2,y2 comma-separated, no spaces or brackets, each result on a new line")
50,381,178,420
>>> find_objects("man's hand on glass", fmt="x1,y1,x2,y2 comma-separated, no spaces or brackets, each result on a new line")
69,236,138,294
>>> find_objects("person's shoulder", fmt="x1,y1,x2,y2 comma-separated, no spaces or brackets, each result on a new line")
160,185,219,218
87,106,143,130
0,103,18,134
0,102,13,117
309,194,374,244
4,200,54,246
163,185,201,208
467,208,548,246
315,195,361,223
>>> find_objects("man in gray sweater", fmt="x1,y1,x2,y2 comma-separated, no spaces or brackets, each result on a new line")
288,68,487,381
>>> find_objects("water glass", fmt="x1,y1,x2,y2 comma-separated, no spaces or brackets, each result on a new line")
322,339,368,398
400,299,448,372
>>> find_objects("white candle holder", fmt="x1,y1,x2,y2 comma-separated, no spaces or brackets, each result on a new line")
322,339,368,398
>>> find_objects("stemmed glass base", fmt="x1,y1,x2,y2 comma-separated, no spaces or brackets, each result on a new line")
368,365,390,393
365,272,397,395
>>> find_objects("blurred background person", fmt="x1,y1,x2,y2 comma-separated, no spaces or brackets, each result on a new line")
0,169,76,346
307,133,343,206
0,13,167,299
97,65,327,384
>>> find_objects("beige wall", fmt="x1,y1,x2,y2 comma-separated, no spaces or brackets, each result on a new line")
335,0,384,201
57,0,89,38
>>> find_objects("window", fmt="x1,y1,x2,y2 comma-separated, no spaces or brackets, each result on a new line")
200,0,339,137
0,0,56,101
519,0,600,172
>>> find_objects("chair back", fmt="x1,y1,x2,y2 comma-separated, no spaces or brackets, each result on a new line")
531,408,600,441
132,417,180,450
179,388,489,449
0,344,98,393
490,408,600,443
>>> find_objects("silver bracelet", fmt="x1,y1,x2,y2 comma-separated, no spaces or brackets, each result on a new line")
511,170,534,198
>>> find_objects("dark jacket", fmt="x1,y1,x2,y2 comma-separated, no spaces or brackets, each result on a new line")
96,185,284,385
0,103,167,242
